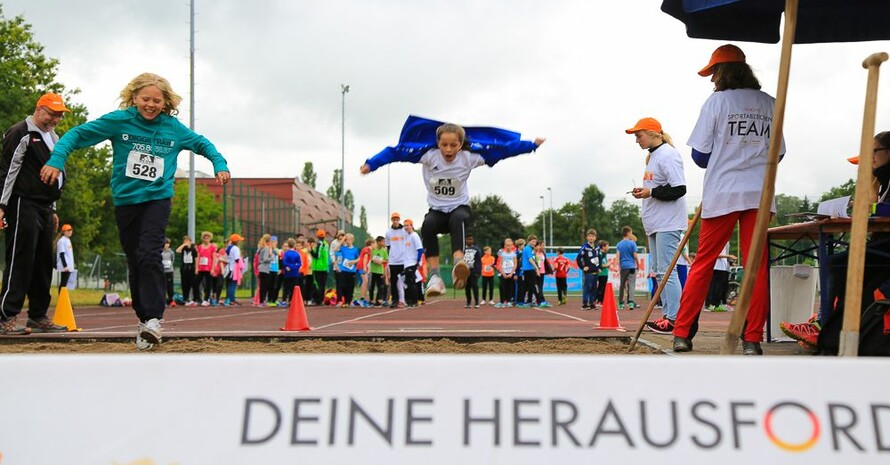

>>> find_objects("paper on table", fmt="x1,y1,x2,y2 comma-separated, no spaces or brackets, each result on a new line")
817,196,851,218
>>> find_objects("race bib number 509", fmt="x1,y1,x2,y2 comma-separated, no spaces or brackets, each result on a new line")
126,151,164,182
430,177,460,197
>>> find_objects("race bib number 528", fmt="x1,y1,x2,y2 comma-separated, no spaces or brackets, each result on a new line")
126,151,164,182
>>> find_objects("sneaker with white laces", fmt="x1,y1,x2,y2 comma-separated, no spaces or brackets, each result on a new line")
452,260,470,290
645,318,675,334
425,275,446,297
489,300,496,305
139,318,162,344
201,300,210,307
135,322,154,351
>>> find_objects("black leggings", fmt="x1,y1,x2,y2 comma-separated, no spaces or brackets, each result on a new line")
370,273,386,302
499,275,515,303
481,276,494,301
421,205,471,258
465,273,479,305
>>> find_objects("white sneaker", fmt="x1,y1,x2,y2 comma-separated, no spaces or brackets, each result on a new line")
139,318,162,344
201,300,210,307
425,275,446,297
135,322,154,351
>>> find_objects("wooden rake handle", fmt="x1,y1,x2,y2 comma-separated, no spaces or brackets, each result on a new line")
838,51,888,357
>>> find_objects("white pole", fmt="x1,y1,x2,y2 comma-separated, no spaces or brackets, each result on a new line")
539,195,545,245
187,0,196,240
340,84,349,229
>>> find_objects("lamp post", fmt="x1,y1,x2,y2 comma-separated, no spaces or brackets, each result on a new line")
547,187,553,250
539,195,546,246
340,84,349,230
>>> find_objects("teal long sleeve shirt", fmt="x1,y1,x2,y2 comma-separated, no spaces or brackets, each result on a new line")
47,107,229,206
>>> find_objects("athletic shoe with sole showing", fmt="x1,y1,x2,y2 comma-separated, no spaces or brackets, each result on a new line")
645,318,675,335
779,315,820,349
425,275,446,297
452,261,470,290
139,318,162,344
135,322,154,351
26,317,68,333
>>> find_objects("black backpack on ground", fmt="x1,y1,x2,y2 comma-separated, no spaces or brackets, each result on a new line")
817,299,890,356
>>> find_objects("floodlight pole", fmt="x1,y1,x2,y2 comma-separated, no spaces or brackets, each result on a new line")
340,84,349,230
187,0,196,240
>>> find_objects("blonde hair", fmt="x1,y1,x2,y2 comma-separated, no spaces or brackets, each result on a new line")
436,123,471,150
643,130,675,148
119,73,182,116
258,233,271,248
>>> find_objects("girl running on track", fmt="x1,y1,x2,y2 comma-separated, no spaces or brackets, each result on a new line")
360,115,544,297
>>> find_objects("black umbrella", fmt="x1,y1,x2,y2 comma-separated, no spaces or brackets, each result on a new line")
662,0,890,44
661,0,890,356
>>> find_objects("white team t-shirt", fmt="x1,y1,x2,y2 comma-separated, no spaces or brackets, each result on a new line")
420,149,485,213
56,236,74,271
401,232,424,267
715,243,730,271
687,89,786,219
641,144,688,235
385,226,409,266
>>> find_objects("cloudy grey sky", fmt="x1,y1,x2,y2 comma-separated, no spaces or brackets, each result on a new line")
5,0,890,234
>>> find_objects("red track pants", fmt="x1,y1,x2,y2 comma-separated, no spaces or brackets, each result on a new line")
673,209,770,343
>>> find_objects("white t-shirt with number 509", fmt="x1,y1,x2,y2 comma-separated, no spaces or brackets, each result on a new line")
420,149,485,213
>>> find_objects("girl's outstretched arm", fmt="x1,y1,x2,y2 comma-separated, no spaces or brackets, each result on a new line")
361,143,430,174
478,138,546,167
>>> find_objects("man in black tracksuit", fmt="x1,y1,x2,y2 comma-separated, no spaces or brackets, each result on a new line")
0,93,71,334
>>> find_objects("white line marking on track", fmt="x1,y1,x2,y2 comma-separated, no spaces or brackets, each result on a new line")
311,307,407,330
85,309,281,332
537,308,590,322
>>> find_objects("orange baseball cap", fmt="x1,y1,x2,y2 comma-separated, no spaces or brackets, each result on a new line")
625,117,662,134
230,233,244,242
316,229,326,238
848,156,860,165
61,224,73,232
390,211,401,219
698,44,746,77
404,219,414,226
36,93,71,113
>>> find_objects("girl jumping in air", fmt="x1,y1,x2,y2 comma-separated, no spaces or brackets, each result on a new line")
360,116,544,297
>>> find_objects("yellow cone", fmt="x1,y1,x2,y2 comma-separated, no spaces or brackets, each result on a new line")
52,287,81,331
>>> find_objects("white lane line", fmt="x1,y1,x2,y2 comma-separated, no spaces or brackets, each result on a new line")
85,309,281,332
311,307,407,330
537,308,590,322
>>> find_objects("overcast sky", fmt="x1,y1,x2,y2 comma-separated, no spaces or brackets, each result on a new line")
5,0,890,235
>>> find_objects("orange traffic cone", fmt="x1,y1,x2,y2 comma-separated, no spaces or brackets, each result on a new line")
280,286,311,331
594,283,625,331
52,287,82,331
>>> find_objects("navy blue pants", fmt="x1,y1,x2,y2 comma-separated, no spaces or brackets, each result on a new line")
115,198,171,322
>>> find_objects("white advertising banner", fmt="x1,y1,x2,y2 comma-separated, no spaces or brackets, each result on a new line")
0,355,888,464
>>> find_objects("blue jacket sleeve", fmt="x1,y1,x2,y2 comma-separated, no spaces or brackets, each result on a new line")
475,140,539,167
691,148,711,169
416,248,424,264
364,144,431,172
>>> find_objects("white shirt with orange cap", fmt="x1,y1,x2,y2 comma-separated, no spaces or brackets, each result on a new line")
56,235,74,271
385,225,408,266
641,144,688,235
687,89,786,219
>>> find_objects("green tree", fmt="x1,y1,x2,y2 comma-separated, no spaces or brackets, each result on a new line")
326,169,342,201
0,6,69,131
775,193,806,226
599,199,644,246
820,179,856,202
167,181,223,243
344,189,354,222
580,184,607,239
359,205,368,232
300,161,317,188
467,195,525,249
